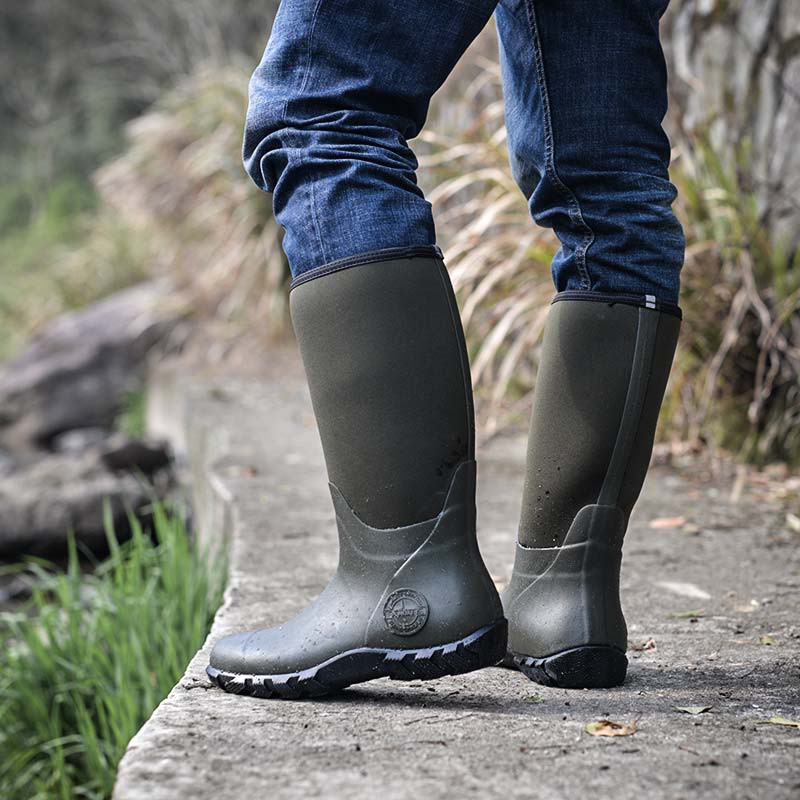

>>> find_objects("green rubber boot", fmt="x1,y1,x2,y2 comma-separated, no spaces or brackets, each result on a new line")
503,294,680,689
207,250,506,699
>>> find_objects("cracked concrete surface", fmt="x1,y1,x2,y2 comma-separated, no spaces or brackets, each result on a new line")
114,351,800,800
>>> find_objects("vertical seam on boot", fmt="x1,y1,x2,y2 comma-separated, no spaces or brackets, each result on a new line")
597,308,658,506
615,311,666,501
523,0,595,290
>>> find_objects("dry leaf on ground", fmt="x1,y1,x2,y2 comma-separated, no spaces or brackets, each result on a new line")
585,719,638,737
667,608,706,619
757,716,800,728
675,706,712,715
681,523,701,535
648,516,687,529
657,581,711,600
785,513,800,533
524,694,545,704
759,634,778,646
629,638,657,652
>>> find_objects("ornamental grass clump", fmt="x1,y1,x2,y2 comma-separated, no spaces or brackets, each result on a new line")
422,52,800,465
96,64,290,336
0,504,227,800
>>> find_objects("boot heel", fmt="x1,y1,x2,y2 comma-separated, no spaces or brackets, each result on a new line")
513,645,627,689
472,617,509,669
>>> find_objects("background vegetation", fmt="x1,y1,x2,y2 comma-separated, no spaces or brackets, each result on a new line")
0,3,797,797
1,0,798,462
419,44,800,466
0,505,227,800
0,0,278,358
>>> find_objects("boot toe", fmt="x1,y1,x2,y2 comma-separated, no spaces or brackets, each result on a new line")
208,631,256,674
208,622,323,676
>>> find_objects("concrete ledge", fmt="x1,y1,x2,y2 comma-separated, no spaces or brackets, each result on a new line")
114,350,800,799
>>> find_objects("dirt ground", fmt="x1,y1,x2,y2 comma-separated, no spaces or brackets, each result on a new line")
115,357,800,800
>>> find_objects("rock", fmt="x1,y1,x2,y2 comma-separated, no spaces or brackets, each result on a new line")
0,449,15,476
52,427,109,455
0,281,187,453
0,449,159,557
100,434,172,475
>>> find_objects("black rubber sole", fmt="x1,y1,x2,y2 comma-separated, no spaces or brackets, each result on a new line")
207,619,508,700
512,645,628,689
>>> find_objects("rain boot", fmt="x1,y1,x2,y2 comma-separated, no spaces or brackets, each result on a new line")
207,249,506,698
503,294,680,688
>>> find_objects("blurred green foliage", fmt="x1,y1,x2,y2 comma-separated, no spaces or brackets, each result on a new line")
0,0,278,362
0,504,227,800
1,6,797,467
116,390,147,439
0,187,152,361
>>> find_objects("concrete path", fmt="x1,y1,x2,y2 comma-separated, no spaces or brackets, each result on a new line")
115,350,800,800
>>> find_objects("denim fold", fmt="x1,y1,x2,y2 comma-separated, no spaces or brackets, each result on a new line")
244,0,684,302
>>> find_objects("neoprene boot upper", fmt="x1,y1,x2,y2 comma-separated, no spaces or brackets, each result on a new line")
207,252,505,698
503,294,680,688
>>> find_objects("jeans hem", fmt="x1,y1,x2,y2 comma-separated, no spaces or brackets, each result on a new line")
289,245,443,290
552,290,682,320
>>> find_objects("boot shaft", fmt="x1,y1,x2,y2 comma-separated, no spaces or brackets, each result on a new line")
519,295,681,548
290,253,474,528
505,296,680,685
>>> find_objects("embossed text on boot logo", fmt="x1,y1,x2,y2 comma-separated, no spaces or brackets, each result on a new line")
383,588,429,636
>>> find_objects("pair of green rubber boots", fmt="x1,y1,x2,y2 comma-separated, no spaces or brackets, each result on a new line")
207,253,681,699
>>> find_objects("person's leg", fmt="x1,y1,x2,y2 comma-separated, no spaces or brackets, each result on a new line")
208,0,505,699
243,0,497,278
496,0,684,301
496,0,684,688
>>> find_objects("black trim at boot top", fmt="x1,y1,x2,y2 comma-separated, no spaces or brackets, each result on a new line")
208,251,504,698
552,290,682,319
502,294,680,689
289,244,443,289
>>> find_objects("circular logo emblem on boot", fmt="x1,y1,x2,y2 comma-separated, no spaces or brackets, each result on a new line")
383,588,429,636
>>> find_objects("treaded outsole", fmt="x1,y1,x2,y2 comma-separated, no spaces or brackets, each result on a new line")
512,645,628,689
206,619,508,700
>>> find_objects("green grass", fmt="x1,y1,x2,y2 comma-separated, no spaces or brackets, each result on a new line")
116,390,147,439
0,504,227,800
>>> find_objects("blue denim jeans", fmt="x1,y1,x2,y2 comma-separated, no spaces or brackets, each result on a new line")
244,0,684,303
